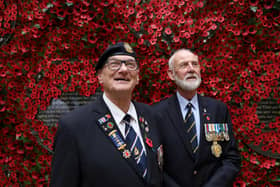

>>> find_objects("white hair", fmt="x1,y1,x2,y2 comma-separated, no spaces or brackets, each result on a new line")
168,49,197,70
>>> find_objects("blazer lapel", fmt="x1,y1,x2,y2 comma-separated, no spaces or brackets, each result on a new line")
167,95,194,158
94,97,146,181
196,95,212,159
134,103,155,183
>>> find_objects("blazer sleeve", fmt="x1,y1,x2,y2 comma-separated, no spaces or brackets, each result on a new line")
203,105,241,187
154,110,181,187
50,119,80,187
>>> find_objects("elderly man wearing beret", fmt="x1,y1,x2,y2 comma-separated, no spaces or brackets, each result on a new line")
50,42,179,187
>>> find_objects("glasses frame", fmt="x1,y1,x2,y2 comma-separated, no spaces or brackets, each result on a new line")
173,61,200,70
105,59,138,71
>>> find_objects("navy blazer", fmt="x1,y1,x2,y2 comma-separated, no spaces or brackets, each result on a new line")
51,96,167,187
153,94,241,187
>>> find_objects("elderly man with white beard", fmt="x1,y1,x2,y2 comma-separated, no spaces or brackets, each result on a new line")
153,49,241,187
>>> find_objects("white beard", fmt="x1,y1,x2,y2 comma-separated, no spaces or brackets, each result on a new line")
174,73,201,91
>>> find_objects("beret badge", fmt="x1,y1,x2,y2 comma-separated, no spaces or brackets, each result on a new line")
124,42,133,53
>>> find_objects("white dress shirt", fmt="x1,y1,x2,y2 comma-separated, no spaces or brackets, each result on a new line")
103,93,146,152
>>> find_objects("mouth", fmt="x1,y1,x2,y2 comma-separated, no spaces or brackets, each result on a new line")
114,78,130,82
185,75,197,80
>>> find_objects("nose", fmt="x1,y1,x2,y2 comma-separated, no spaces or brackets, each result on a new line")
187,63,195,72
118,62,128,71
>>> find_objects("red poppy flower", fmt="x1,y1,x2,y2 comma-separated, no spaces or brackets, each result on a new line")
146,138,153,148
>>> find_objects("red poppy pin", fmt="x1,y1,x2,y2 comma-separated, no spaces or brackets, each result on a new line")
146,137,153,148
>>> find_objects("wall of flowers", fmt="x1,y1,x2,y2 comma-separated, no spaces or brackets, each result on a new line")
1,0,279,186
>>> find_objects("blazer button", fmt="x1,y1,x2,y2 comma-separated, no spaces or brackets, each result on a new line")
193,170,198,175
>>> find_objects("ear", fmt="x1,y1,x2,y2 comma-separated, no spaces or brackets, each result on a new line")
136,74,140,85
167,69,175,81
97,70,103,84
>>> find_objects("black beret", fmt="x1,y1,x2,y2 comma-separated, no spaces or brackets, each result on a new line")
96,42,136,71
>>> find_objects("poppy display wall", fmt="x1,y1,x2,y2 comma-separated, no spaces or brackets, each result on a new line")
0,0,279,186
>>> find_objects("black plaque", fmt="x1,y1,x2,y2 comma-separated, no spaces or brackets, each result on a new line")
37,91,102,126
256,98,280,124
247,97,280,159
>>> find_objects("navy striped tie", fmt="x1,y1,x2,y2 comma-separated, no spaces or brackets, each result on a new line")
185,103,198,155
123,114,147,179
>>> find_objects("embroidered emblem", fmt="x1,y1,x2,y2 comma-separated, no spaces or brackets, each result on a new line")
134,147,139,156
107,122,114,129
98,114,112,125
97,115,132,160
108,130,126,150
123,149,131,158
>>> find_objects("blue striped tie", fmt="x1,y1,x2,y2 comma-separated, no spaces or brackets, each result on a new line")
185,103,198,155
123,114,147,179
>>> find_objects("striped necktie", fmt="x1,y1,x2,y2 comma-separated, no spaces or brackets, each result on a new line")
185,103,198,156
123,114,147,179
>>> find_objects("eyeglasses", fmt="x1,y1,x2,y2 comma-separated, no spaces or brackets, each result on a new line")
174,61,200,70
106,59,138,71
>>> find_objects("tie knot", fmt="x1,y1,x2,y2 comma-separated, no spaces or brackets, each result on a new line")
123,114,131,124
187,103,192,109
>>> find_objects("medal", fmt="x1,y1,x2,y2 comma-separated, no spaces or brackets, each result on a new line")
211,141,222,158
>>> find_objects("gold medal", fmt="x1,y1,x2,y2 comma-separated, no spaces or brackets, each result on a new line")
211,141,222,158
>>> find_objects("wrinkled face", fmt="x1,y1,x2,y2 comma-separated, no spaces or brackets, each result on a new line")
97,55,139,95
168,50,201,91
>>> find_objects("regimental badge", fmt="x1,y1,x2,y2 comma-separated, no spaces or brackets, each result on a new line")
124,42,133,53
123,149,131,158
98,114,112,125
134,147,139,156
108,130,126,150
139,115,151,139
98,117,107,124
98,114,134,161
211,141,222,158
205,123,230,158
145,126,149,133
107,122,114,129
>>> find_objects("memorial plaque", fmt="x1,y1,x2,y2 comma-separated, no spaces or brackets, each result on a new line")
247,97,280,159
37,91,102,127
256,98,280,125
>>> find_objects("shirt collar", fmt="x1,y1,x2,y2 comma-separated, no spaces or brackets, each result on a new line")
103,93,137,124
176,91,199,111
